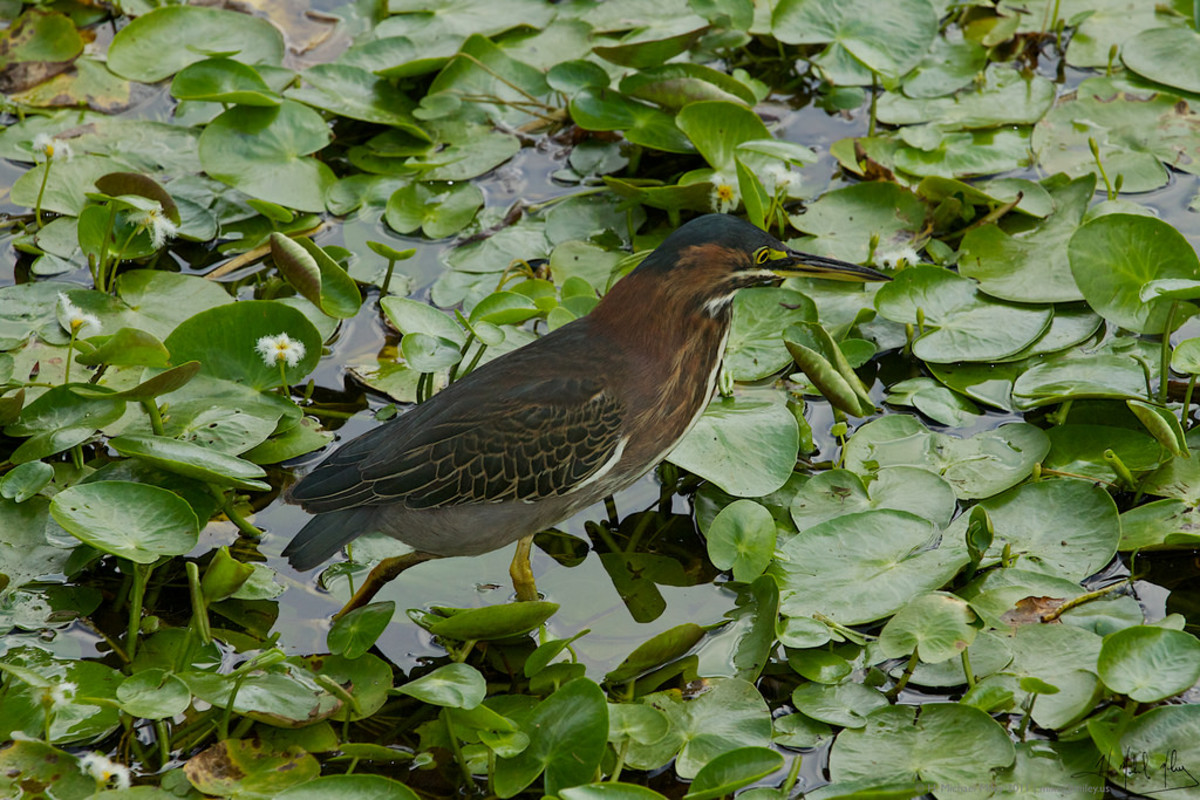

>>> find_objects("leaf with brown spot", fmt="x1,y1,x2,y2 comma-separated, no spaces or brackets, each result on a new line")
184,739,319,797
1000,596,1067,628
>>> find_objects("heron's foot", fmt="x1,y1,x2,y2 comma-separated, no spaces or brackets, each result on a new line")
510,534,539,602
333,551,435,620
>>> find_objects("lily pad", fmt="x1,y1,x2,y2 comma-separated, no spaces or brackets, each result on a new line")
771,0,937,80
667,391,799,497
1068,212,1200,335
770,509,968,625
960,479,1120,581
163,300,322,390
107,5,285,83
198,101,335,213
50,481,199,563
874,267,1052,363
958,174,1094,304
1098,625,1200,703
790,466,957,530
842,415,1050,500
829,704,1014,799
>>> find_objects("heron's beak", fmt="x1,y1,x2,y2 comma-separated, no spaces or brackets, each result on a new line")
768,247,891,282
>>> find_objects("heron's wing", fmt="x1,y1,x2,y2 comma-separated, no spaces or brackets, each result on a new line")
290,375,626,512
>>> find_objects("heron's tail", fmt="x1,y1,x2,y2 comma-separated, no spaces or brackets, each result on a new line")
282,507,377,571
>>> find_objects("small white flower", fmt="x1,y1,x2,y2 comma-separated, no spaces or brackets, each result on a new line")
47,681,76,708
31,133,71,162
57,292,101,337
764,163,802,195
875,245,921,270
32,133,54,161
78,752,132,790
256,333,307,368
709,172,740,214
128,204,179,250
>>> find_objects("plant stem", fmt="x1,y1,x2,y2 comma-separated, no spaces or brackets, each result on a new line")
442,708,475,786
381,257,397,295
1184,374,1197,430
126,561,153,662
1160,301,1180,403
64,327,78,383
961,648,976,688
886,649,920,700
221,491,262,538
140,399,165,436
1040,581,1127,622
186,561,212,645
33,153,56,229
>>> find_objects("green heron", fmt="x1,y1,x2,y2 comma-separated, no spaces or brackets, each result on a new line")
284,214,887,617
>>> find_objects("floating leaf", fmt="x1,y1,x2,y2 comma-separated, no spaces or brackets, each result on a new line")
50,481,199,563
771,509,967,625
107,5,284,83
1069,213,1200,334
198,101,335,213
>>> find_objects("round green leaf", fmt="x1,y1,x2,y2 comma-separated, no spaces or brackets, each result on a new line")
790,466,956,530
1122,26,1200,94
874,266,1052,363
877,592,977,664
198,101,335,213
117,668,191,719
569,88,694,154
958,174,1094,304
676,101,771,173
163,300,322,390
1069,213,1200,334
327,601,395,660
287,63,427,134
829,704,1014,795
843,415,1049,500
170,57,280,106
494,678,609,797
790,182,927,264
385,181,483,239
684,747,783,800
706,499,776,583
770,509,967,625
107,5,284,82
725,287,816,381
1116,705,1200,796
381,296,466,344
624,677,771,779
772,0,937,79
50,481,199,563
395,663,486,709
0,460,54,502
791,682,888,728
401,332,462,372
184,739,319,797
668,392,798,497
968,478,1120,581
1098,625,1200,703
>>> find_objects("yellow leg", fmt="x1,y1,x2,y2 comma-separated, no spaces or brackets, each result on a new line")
510,535,539,602
333,552,435,620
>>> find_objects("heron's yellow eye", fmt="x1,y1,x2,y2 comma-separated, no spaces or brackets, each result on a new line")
754,247,771,264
